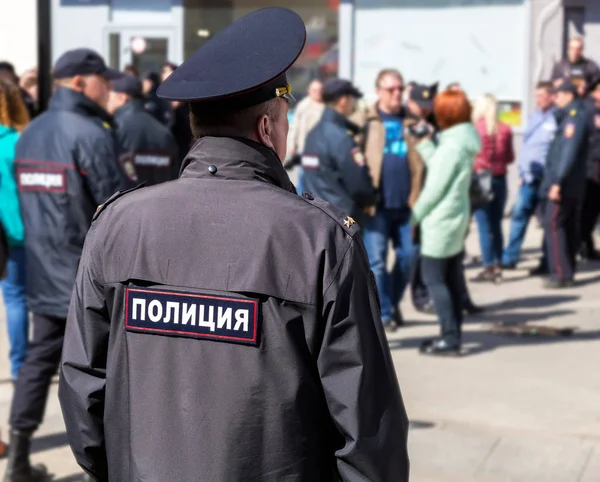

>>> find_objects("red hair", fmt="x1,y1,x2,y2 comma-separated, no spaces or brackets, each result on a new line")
434,89,472,130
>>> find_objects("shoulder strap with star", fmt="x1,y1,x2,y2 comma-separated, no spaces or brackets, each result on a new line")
299,191,361,237
92,182,146,222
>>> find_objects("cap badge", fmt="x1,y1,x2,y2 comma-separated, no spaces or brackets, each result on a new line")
275,84,292,98
343,216,356,228
423,90,430,99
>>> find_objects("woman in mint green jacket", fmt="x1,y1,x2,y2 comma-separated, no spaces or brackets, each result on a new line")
0,79,30,380
410,88,481,356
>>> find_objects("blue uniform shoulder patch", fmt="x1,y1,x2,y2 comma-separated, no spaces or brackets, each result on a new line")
125,287,259,346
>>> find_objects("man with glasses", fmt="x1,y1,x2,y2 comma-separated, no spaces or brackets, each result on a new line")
353,69,417,331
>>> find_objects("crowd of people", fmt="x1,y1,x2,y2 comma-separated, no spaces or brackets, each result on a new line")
287,35,600,355
0,8,598,478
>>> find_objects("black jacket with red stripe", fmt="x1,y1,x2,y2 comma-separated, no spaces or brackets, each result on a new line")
16,87,129,318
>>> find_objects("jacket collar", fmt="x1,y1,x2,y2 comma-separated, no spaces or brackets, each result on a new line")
322,107,360,135
49,87,114,125
113,98,146,121
180,136,297,194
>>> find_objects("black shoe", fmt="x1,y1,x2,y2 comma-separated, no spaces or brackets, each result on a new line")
393,309,405,327
419,339,461,356
529,265,549,276
500,262,517,270
543,278,575,289
3,431,48,482
463,302,485,316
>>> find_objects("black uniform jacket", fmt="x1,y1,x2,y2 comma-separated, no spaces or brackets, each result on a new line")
541,99,590,200
58,136,410,482
114,99,179,185
302,107,377,220
15,87,128,317
585,102,600,182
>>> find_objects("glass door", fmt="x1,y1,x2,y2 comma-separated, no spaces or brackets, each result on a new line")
106,27,177,75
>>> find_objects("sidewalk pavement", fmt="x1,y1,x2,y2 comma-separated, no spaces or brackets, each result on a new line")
0,220,599,481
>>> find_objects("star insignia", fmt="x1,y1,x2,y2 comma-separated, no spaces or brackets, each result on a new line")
570,109,577,117
343,216,356,228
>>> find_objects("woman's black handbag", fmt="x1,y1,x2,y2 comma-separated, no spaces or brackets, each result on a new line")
470,169,494,209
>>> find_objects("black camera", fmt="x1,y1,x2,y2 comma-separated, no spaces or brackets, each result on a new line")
407,123,431,139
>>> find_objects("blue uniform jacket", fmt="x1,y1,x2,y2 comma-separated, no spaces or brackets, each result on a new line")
301,107,377,219
541,99,590,200
16,87,129,317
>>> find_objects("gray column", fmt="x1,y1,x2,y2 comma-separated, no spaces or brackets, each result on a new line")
584,0,600,64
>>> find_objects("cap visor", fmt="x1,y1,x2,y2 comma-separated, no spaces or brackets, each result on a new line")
351,88,364,99
102,68,125,80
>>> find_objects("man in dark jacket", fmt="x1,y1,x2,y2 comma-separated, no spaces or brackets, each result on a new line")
541,79,590,288
302,78,377,226
4,48,128,481
58,8,409,482
109,74,179,185
580,77,600,260
552,37,600,96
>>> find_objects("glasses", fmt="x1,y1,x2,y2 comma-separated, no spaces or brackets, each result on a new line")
379,86,404,94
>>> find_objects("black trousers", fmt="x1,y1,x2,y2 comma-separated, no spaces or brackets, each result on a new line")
10,314,66,433
544,198,580,282
581,180,600,253
421,253,464,346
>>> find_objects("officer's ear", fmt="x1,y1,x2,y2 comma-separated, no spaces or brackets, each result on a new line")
72,75,86,93
257,113,274,150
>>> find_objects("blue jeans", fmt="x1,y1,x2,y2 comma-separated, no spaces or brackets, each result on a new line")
1,246,29,380
474,176,507,267
296,167,305,195
421,253,464,347
363,207,415,322
502,181,540,266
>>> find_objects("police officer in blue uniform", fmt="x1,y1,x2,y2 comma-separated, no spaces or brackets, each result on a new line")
541,78,590,288
4,48,128,482
302,78,377,226
580,76,600,260
109,75,180,185
58,8,409,482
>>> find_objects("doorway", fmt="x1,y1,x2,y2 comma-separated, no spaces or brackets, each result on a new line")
106,27,177,75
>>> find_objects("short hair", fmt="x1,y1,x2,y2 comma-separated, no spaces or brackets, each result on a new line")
189,98,279,139
536,81,553,92
434,89,473,131
375,68,403,88
123,64,139,76
569,36,584,46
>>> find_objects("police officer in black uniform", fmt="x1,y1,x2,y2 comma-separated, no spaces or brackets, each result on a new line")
541,78,590,288
109,75,180,185
4,48,128,482
580,77,600,260
58,8,409,482
301,78,377,226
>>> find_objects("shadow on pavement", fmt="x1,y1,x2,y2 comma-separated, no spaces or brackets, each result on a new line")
484,295,579,311
31,432,68,454
53,475,90,482
388,322,599,357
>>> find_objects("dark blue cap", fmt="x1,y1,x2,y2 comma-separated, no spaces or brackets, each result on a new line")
157,7,306,114
53,48,123,80
111,74,142,97
552,77,578,95
410,82,439,108
322,78,363,103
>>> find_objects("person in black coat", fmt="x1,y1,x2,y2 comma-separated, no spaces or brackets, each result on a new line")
108,75,179,185
58,9,410,482
3,48,130,482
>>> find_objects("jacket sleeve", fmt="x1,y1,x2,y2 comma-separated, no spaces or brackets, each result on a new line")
411,140,459,224
554,114,588,185
406,135,426,208
77,133,130,205
318,237,410,481
58,220,109,481
334,134,378,208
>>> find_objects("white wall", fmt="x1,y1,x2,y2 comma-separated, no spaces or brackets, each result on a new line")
0,0,37,75
52,0,109,63
353,0,528,103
